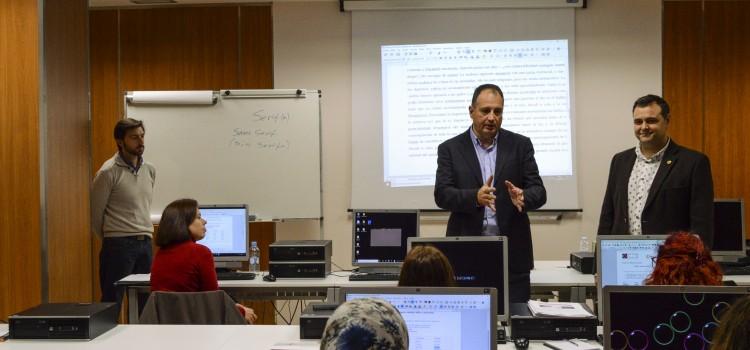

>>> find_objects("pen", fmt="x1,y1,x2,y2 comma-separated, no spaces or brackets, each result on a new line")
567,339,579,347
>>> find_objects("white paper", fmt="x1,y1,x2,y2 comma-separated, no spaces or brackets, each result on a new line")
527,300,594,318
543,339,601,350
269,341,320,350
0,324,8,340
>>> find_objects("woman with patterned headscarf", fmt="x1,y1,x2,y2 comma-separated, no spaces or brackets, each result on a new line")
320,298,408,350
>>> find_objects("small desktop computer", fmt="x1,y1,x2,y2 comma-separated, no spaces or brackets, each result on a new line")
570,251,595,274
10,303,118,340
299,302,338,339
269,240,332,278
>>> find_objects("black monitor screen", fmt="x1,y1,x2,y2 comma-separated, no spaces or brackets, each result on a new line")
712,200,745,252
608,290,746,349
353,210,418,264
411,239,507,316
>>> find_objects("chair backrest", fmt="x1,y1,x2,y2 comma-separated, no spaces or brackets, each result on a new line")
139,290,246,325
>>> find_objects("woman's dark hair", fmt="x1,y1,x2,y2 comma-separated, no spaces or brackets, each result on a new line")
398,245,456,287
711,295,750,350
644,231,723,286
155,198,198,248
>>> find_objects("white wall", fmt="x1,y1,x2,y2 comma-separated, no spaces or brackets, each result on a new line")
273,0,661,268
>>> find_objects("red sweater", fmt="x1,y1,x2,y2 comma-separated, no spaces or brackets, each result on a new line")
150,240,218,292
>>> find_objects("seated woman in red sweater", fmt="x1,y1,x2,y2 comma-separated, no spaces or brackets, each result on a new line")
150,198,256,323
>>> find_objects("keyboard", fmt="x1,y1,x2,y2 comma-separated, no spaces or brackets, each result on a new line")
348,273,400,281
216,271,256,280
722,265,750,276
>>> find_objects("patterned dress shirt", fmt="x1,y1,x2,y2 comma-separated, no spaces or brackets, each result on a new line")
627,139,670,235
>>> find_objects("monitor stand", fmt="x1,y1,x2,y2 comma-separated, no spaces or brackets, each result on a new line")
714,255,749,264
215,261,243,271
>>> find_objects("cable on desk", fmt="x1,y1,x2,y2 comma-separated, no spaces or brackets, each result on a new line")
329,273,351,277
331,261,353,272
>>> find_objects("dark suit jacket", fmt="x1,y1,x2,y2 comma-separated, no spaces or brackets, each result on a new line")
434,128,547,273
597,140,714,246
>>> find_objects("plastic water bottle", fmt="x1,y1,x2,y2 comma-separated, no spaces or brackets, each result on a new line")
579,235,591,253
249,241,260,273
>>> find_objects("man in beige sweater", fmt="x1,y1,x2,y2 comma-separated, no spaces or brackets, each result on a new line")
91,118,156,302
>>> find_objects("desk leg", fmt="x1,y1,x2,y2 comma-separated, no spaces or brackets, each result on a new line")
128,287,139,324
325,287,339,303
569,287,586,303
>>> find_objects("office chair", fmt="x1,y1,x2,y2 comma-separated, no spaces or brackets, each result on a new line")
139,290,246,325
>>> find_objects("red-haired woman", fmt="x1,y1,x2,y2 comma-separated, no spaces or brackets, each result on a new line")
644,231,723,285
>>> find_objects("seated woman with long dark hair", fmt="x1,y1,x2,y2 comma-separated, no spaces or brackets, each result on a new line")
150,198,256,323
398,245,455,287
644,231,723,285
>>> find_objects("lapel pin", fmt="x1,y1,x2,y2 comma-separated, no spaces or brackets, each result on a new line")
666,160,672,165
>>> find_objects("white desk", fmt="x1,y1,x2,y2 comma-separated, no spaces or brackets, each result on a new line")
0,325,307,350
0,324,597,350
120,260,750,323
118,261,599,323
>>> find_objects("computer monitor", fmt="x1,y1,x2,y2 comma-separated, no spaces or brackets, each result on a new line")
198,204,249,270
712,199,746,261
602,285,750,350
341,286,497,349
596,234,668,319
352,209,419,274
408,236,509,321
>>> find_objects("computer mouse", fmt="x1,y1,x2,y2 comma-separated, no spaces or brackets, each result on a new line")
513,337,529,349
263,274,276,282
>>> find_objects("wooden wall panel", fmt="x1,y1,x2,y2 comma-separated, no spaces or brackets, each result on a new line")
0,0,42,318
664,0,750,238
240,5,274,88
119,6,240,91
90,10,120,302
703,1,750,220
44,0,92,303
90,11,121,174
662,1,704,152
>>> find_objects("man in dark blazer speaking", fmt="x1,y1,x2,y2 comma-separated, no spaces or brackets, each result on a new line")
597,94,714,246
434,84,547,303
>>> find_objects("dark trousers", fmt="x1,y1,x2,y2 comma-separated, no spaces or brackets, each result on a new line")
99,236,153,303
509,272,531,303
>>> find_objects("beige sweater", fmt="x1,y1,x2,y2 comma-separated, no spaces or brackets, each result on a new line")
91,153,156,238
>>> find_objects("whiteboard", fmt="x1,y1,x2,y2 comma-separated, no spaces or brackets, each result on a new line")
127,89,321,220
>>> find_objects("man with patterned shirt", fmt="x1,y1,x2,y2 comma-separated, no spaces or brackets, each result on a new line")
597,95,714,246
91,118,156,302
